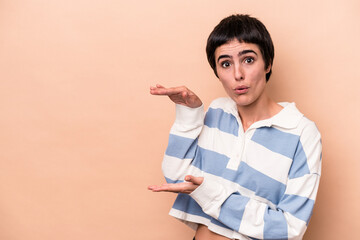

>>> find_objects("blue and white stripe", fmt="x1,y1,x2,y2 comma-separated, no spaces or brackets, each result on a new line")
163,97,322,240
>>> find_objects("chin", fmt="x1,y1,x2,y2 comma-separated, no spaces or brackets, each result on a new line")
232,96,253,107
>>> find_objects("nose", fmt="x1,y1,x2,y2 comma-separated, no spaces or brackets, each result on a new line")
234,63,244,81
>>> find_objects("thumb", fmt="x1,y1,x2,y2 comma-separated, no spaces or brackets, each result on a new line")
185,175,203,185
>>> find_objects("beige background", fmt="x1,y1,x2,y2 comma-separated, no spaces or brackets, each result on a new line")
0,0,359,239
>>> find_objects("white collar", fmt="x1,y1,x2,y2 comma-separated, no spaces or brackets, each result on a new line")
224,99,303,130
267,102,304,129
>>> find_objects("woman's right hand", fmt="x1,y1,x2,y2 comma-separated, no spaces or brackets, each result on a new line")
150,84,202,108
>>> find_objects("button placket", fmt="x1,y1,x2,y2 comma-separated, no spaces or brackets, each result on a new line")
226,129,246,170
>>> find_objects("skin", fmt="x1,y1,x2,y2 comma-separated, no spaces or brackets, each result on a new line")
148,39,283,239
215,39,283,131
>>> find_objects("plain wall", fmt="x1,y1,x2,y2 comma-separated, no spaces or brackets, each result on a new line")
1,0,359,239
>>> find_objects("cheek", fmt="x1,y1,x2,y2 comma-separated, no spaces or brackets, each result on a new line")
217,66,234,80
217,72,229,85
218,75,232,87
249,67,267,83
218,78,234,94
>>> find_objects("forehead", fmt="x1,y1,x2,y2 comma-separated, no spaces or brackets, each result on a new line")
214,39,261,58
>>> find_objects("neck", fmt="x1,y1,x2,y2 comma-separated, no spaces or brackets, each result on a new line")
237,94,282,132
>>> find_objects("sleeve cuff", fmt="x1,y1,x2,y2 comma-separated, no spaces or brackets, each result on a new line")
174,104,204,127
190,175,234,218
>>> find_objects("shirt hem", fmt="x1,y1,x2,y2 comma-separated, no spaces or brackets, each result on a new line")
169,208,250,240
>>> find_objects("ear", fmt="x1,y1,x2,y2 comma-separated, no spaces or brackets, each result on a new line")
265,64,272,73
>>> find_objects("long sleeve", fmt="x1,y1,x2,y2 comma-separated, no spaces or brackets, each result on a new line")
190,121,322,239
162,104,205,183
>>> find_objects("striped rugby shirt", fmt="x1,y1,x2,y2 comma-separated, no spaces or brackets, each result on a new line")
162,97,322,240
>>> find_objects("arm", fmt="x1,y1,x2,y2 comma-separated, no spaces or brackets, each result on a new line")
151,121,322,239
190,122,322,239
149,84,204,184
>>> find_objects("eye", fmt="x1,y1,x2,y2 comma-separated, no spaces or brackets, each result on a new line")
244,57,254,64
221,61,231,68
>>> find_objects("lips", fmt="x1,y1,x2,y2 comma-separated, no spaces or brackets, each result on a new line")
234,85,249,94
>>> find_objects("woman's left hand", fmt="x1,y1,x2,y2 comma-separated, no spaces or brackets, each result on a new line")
148,175,203,194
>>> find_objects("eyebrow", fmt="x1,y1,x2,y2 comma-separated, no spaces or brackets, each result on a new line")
217,49,257,62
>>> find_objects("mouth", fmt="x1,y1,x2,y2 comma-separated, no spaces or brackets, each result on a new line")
234,85,249,94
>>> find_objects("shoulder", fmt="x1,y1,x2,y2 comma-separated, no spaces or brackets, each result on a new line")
289,102,320,137
276,102,320,136
203,97,240,136
208,97,237,113
205,97,239,119
290,105,321,145
298,116,321,141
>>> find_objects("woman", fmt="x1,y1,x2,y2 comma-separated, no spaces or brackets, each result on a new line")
148,14,321,240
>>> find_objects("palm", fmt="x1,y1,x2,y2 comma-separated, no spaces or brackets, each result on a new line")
150,84,202,108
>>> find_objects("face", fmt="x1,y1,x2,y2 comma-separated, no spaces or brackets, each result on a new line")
214,39,271,108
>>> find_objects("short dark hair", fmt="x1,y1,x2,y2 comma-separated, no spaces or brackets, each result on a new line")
206,14,274,81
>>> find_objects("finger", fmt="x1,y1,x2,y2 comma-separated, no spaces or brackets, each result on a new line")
149,84,166,94
150,84,165,88
182,91,188,99
149,182,199,194
148,184,172,192
185,175,204,185
147,185,158,190
150,182,188,192
148,184,168,189
151,86,187,96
